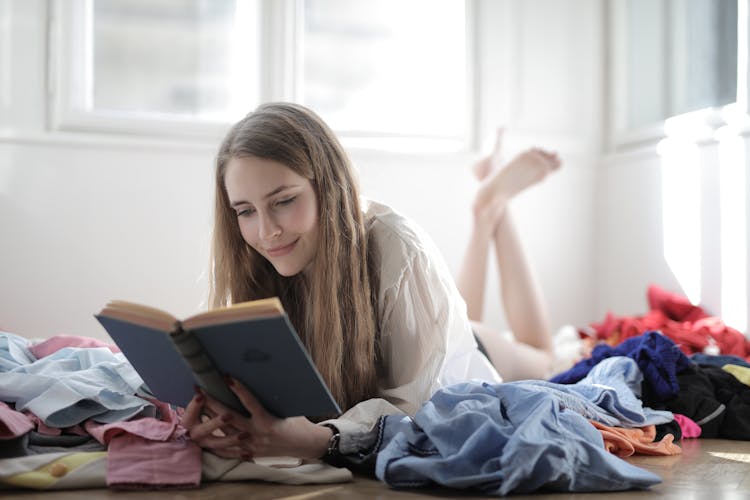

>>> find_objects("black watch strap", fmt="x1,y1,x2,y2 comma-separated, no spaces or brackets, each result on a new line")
321,423,341,458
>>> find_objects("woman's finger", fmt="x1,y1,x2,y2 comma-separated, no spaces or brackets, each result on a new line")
188,413,236,441
224,375,268,420
197,429,250,450
198,393,255,434
181,392,205,428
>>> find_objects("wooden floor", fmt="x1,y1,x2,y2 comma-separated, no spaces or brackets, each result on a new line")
4,439,750,499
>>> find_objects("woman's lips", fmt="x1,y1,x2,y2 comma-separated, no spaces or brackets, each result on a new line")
266,238,299,257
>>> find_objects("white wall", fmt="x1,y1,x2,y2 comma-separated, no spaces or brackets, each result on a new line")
596,0,750,333
0,0,603,342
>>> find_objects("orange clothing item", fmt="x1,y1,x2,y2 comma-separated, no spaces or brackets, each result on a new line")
589,420,682,457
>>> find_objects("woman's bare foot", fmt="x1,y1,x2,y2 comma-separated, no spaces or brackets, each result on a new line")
472,128,504,181
472,146,561,232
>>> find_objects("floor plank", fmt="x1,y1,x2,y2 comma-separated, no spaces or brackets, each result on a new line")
3,439,749,499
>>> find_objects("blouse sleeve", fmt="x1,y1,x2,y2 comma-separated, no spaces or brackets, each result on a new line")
372,216,500,416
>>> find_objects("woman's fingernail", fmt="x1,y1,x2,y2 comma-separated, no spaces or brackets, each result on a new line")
194,393,204,403
223,374,235,387
221,413,234,423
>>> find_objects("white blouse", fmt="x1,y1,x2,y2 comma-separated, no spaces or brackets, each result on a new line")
365,200,501,415
324,200,502,453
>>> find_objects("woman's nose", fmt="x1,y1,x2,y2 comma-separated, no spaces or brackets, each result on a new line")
258,212,281,240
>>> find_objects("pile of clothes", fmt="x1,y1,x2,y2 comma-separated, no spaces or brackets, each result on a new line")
369,285,750,494
2,284,749,495
0,333,349,490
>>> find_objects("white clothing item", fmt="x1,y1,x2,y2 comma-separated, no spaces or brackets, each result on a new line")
0,451,351,489
364,200,501,415
323,200,501,453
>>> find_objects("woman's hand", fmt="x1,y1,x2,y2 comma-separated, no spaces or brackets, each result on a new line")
181,377,334,461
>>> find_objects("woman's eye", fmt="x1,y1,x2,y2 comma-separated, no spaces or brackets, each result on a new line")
236,208,255,217
275,196,296,207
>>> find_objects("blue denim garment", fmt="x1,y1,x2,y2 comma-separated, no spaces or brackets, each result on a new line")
511,356,673,427
375,382,662,495
0,332,152,427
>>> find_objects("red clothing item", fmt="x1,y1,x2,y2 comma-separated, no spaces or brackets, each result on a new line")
588,285,750,361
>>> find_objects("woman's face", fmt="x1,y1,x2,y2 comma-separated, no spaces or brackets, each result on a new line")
224,156,319,277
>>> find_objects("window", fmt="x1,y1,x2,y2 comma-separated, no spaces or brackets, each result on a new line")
92,0,259,121
52,0,471,149
631,0,749,332
301,0,468,147
612,0,738,143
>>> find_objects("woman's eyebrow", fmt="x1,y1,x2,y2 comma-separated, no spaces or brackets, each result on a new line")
230,185,299,208
262,185,297,200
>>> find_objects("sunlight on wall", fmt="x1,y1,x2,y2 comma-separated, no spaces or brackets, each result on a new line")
716,110,748,332
656,136,702,305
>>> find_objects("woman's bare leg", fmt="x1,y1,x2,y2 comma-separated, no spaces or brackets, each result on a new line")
463,145,561,380
456,129,504,321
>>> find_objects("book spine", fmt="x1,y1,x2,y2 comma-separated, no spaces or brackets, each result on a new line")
170,325,244,414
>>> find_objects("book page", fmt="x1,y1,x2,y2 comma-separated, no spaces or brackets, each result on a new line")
98,300,178,332
182,297,283,330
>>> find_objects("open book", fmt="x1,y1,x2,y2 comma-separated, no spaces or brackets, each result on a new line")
95,297,340,418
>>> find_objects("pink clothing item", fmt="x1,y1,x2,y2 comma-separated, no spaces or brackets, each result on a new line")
106,433,201,490
589,421,682,457
29,335,120,359
0,402,34,439
85,398,200,489
23,411,62,436
673,413,702,439
85,399,183,444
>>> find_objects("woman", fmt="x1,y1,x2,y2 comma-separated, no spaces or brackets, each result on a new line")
182,102,560,461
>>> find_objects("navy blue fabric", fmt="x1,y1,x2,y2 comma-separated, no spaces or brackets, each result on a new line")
375,382,661,495
690,353,750,369
549,331,691,401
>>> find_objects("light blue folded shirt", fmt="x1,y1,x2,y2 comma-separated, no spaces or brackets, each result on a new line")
375,381,662,495
0,332,152,427
510,356,674,427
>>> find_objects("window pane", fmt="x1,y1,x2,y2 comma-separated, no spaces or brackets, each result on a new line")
627,0,666,129
676,0,737,114
626,0,737,129
302,0,467,139
91,0,259,120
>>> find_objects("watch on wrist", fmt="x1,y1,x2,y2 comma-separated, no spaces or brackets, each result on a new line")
322,423,341,458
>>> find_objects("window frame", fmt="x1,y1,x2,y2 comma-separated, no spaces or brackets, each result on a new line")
48,0,476,151
608,0,745,151
49,0,297,142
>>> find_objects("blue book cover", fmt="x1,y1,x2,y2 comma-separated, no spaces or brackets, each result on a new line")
95,300,341,418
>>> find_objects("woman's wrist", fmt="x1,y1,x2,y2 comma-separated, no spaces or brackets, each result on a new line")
305,423,335,459
320,423,341,459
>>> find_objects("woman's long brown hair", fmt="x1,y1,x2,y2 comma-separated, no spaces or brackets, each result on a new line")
209,102,380,411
